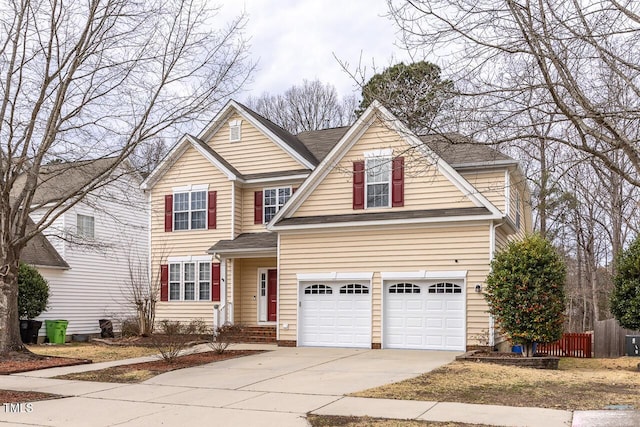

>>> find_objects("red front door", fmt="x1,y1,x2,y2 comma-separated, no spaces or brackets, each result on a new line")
267,269,277,322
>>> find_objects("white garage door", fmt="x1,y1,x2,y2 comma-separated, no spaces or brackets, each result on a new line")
299,283,371,348
384,281,465,350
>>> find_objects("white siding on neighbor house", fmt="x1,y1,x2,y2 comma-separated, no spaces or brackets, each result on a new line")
28,213,66,259
32,174,148,336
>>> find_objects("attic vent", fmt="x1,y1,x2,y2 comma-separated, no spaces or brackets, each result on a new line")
229,119,242,142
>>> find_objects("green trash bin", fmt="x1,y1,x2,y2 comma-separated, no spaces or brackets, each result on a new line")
45,320,68,344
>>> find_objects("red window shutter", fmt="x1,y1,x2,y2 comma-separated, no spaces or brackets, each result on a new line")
392,157,405,207
212,263,221,301
207,191,217,229
160,264,169,301
254,191,263,224
353,161,365,209
164,195,173,232
292,187,298,194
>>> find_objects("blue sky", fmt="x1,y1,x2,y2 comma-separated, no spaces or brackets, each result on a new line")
218,0,413,99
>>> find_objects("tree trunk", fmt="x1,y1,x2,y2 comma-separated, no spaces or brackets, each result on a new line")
523,342,535,357
0,256,25,353
537,138,548,238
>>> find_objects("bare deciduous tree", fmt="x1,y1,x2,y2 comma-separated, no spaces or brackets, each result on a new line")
245,79,357,134
387,0,640,185
0,0,253,355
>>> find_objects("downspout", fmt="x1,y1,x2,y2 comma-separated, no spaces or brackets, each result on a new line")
230,183,235,240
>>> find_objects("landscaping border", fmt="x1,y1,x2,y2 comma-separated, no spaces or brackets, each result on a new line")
456,350,559,370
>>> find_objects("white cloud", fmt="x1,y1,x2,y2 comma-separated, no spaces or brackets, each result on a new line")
216,0,413,99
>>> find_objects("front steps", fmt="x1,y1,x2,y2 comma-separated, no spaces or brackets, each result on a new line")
231,325,276,344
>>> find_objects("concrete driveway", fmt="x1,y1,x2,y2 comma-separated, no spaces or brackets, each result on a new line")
0,346,458,427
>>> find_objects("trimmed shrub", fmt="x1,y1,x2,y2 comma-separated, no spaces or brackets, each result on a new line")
485,234,566,356
18,263,49,319
208,323,244,354
610,236,640,330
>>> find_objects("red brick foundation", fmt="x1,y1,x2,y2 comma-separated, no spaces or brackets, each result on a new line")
277,340,297,347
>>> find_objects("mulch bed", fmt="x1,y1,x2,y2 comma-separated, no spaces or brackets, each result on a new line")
456,350,559,369
0,351,92,375
55,350,264,383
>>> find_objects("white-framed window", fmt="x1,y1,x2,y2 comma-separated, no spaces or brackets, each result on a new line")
174,190,207,231
365,156,391,208
168,261,211,301
229,119,242,142
263,187,292,223
77,214,95,238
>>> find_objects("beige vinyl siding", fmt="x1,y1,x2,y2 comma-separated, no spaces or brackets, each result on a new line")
293,120,475,217
278,222,492,345
234,183,243,237
507,170,531,239
150,145,232,324
232,257,277,324
207,113,303,175
462,169,506,213
495,225,510,254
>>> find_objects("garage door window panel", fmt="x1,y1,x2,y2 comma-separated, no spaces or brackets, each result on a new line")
428,282,463,294
304,284,333,294
388,283,421,294
340,284,369,294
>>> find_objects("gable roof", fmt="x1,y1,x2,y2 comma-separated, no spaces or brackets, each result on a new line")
197,100,316,169
142,101,319,190
12,157,122,206
236,102,320,166
269,101,505,229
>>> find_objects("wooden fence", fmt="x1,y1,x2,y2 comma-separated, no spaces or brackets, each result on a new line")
537,333,593,358
594,318,640,358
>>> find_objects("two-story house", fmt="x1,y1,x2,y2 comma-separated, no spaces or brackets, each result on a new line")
142,100,531,351
20,158,148,338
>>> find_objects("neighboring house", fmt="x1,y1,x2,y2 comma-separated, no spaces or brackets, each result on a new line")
142,100,531,351
19,158,148,337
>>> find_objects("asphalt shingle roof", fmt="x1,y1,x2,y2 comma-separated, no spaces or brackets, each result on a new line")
12,157,121,206
21,220,69,269
237,102,320,166
296,127,349,162
208,232,277,254
419,134,514,166
275,207,491,227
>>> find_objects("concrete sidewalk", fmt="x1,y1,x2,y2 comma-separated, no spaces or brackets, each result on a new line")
0,345,636,427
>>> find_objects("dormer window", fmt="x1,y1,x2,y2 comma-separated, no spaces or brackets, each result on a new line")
229,119,242,142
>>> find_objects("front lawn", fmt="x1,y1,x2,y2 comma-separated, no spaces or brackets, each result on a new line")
27,343,160,363
352,358,640,410
54,350,263,383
